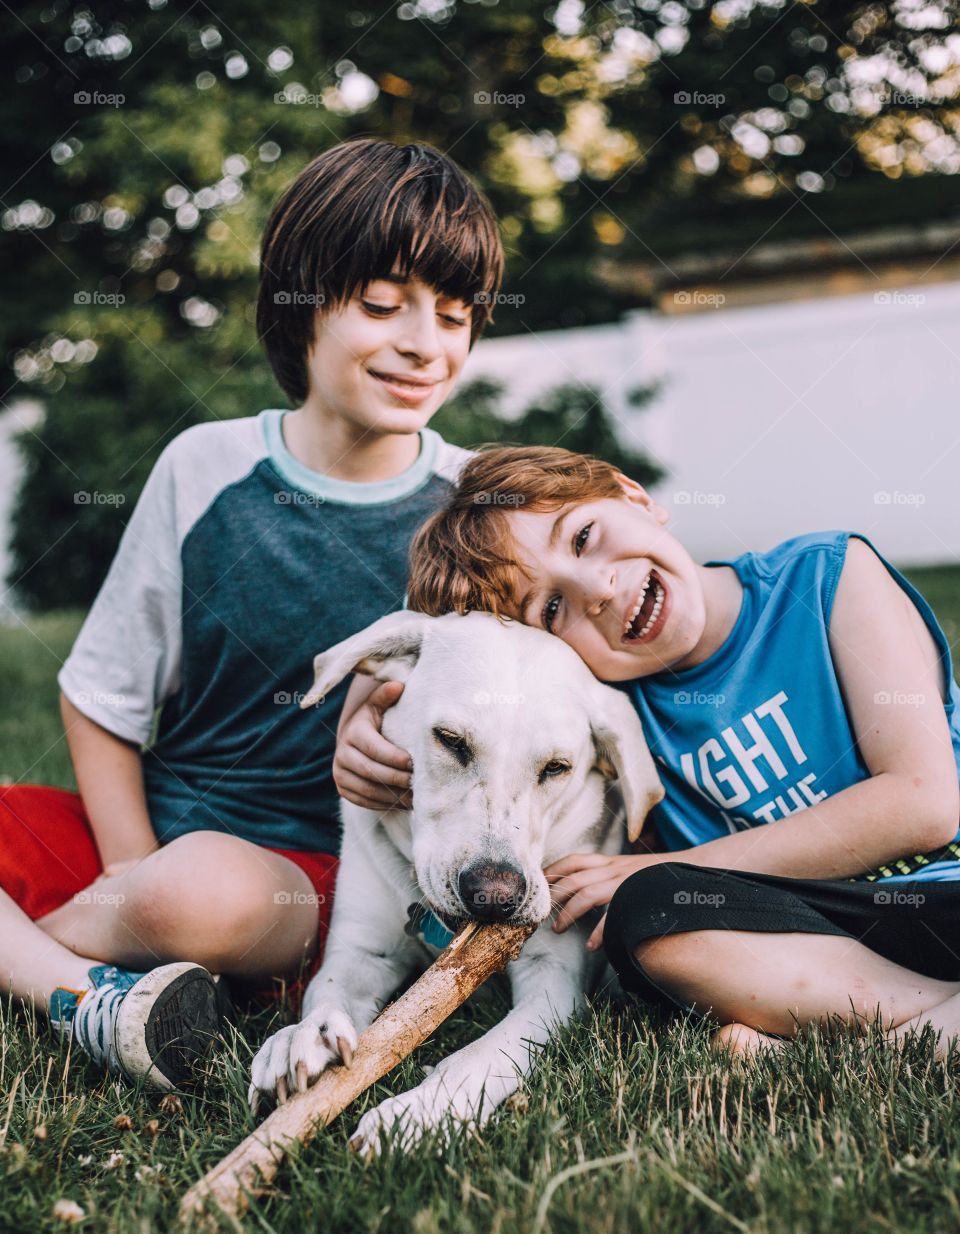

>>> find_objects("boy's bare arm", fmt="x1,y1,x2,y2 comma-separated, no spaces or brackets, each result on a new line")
60,692,159,874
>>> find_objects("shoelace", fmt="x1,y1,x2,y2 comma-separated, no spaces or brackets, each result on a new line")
71,967,139,1074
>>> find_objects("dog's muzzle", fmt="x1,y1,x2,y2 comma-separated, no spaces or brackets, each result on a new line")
457,861,527,923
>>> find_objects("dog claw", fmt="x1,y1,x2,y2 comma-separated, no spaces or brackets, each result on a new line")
248,1087,260,1119
337,1036,354,1069
296,1060,309,1093
277,1075,289,1105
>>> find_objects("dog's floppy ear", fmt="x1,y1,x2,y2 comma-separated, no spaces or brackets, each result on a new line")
300,611,432,709
589,684,664,843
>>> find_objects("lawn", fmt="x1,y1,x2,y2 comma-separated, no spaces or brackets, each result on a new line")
2,570,960,1234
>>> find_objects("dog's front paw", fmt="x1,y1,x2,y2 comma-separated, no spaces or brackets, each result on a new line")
348,1077,477,1158
248,1006,357,1115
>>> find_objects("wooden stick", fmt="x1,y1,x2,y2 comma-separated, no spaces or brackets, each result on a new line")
179,920,535,1227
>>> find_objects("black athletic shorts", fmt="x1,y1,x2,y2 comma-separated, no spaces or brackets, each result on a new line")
603,862,960,1020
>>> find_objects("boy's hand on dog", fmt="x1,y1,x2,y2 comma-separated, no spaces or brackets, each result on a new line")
334,680,414,812
545,852,666,950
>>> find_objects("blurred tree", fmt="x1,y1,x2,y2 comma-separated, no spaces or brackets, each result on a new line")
432,376,664,483
2,0,957,605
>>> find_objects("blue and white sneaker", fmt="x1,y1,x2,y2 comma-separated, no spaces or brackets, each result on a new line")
50,962,222,1090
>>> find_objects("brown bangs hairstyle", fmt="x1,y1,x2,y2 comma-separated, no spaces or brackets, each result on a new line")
408,446,625,619
257,138,504,405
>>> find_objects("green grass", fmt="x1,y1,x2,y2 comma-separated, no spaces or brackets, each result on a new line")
2,572,960,1234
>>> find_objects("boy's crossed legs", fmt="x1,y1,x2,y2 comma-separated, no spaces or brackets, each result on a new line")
32,831,321,985
2,817,327,1089
605,862,960,1061
634,926,960,1058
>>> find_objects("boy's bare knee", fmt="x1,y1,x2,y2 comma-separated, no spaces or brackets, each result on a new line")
118,833,309,964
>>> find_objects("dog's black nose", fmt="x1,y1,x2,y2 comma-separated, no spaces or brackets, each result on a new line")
457,862,527,922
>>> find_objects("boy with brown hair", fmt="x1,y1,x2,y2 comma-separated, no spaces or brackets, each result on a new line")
0,139,502,1088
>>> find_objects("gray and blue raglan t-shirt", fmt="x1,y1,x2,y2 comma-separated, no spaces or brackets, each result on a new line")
58,410,470,855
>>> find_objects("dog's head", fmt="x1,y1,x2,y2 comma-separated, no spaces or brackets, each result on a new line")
303,610,663,928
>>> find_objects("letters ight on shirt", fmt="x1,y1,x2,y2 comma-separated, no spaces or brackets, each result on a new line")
678,690,828,828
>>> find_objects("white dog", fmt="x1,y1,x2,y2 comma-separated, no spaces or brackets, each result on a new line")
248,610,663,1154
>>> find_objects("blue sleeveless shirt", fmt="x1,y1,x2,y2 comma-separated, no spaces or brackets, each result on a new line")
621,532,960,883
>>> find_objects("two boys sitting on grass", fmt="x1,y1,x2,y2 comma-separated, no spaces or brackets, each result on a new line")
4,134,960,1093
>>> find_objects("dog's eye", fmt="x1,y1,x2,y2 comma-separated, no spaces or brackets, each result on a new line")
433,727,471,765
539,759,572,783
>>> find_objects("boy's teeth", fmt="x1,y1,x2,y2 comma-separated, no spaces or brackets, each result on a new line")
623,574,664,639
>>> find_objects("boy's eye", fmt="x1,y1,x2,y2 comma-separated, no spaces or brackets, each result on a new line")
440,313,468,327
574,522,593,555
542,594,561,634
361,300,398,316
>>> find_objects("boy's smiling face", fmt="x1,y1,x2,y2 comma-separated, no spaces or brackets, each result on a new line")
507,477,710,682
303,271,472,436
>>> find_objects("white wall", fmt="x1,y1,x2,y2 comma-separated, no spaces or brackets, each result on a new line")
461,279,960,566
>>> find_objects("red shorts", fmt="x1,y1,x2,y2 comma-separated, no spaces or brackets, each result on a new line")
0,784,338,998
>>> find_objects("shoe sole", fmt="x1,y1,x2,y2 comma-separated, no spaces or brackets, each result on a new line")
114,962,221,1090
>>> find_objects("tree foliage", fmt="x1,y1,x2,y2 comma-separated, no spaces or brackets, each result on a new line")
2,0,956,605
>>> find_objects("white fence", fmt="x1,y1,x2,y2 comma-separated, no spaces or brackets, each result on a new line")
2,277,957,619
462,278,960,567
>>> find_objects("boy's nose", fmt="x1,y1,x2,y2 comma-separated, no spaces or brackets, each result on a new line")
585,572,617,619
397,311,443,364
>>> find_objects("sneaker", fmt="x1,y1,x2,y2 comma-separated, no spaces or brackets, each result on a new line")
50,961,222,1090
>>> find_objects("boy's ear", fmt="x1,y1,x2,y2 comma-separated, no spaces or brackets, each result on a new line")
616,473,668,526
300,611,431,708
